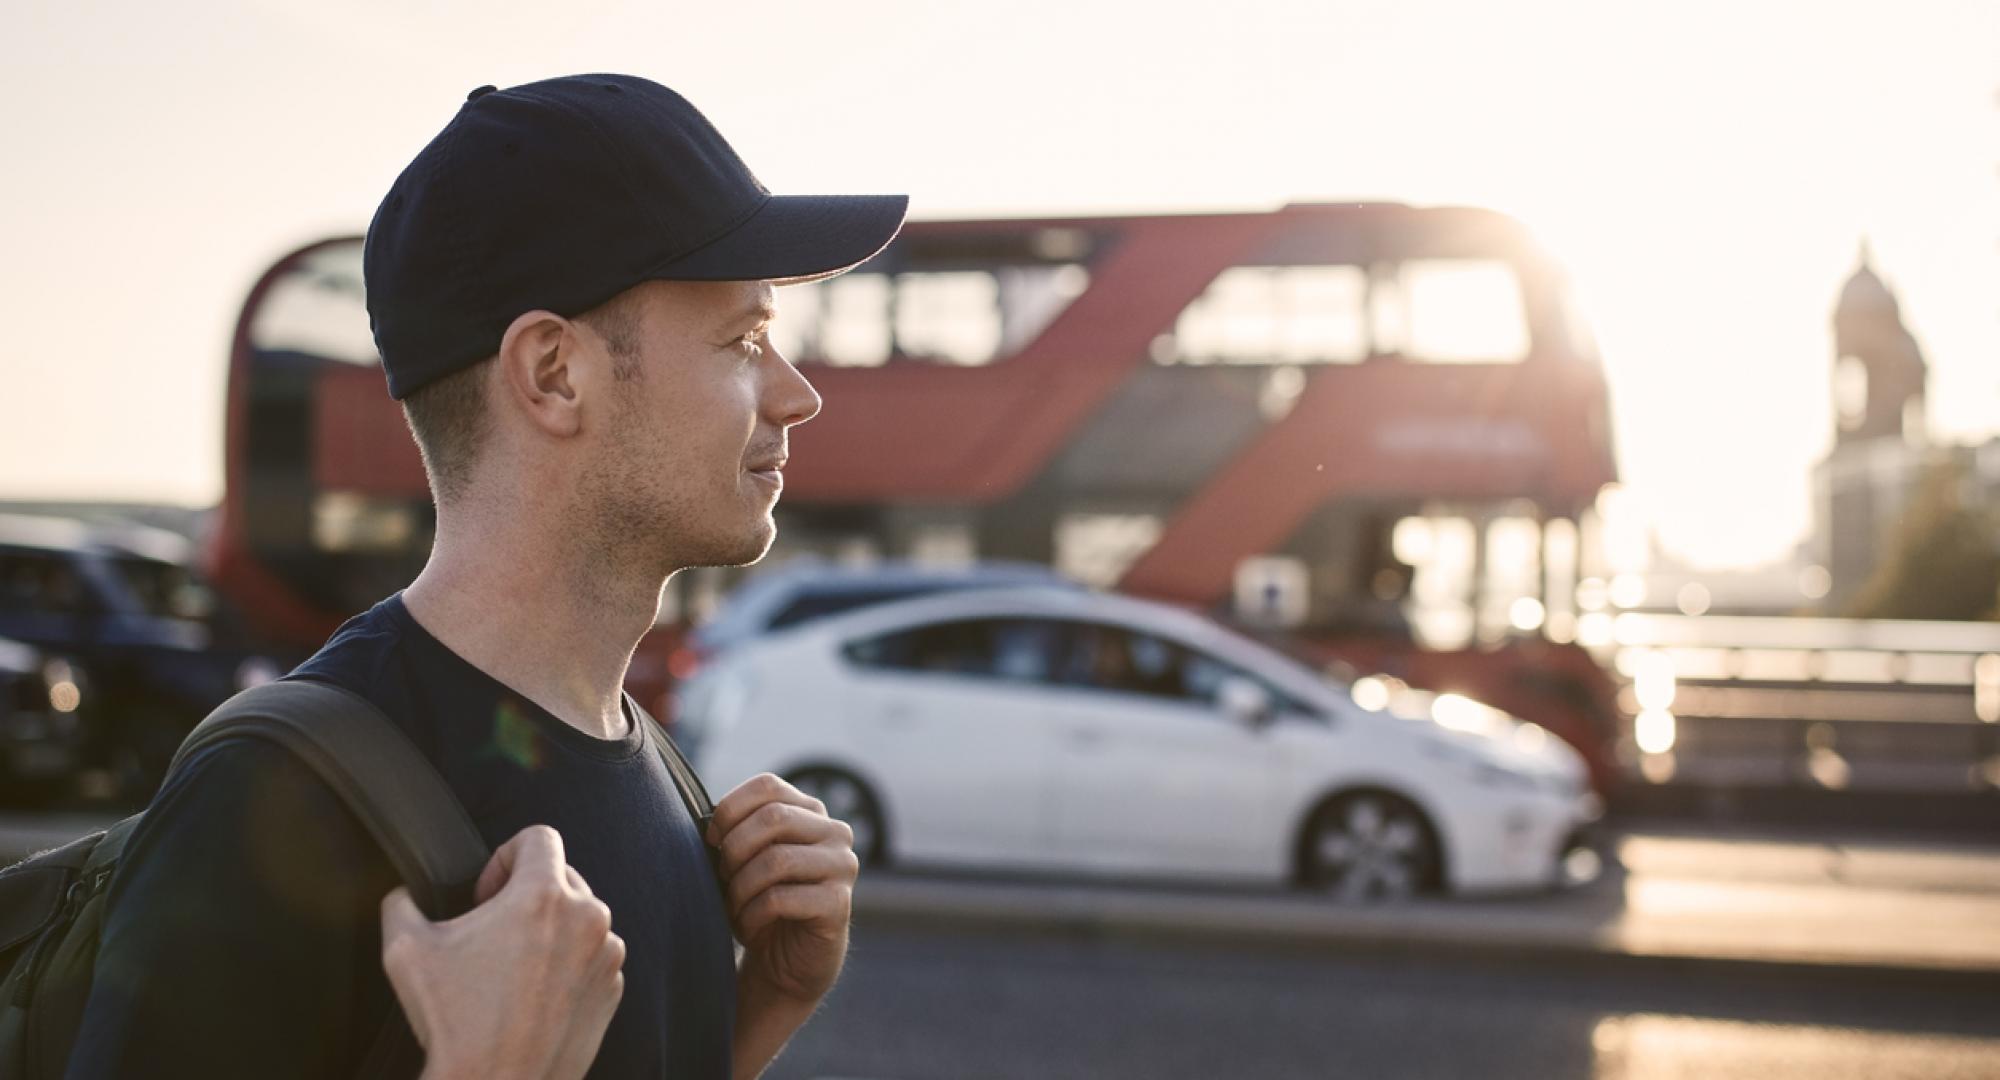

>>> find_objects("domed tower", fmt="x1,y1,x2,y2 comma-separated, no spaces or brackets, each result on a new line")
1813,242,1934,609
1831,241,1928,446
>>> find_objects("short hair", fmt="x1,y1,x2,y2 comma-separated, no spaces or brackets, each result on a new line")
401,357,492,506
400,292,645,505
585,292,646,383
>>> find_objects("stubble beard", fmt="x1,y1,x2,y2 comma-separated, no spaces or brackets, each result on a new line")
576,432,775,596
690,484,779,569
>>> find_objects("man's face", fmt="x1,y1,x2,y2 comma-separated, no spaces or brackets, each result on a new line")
576,279,820,572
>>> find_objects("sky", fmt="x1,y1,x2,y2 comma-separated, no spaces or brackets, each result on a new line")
2,0,1996,570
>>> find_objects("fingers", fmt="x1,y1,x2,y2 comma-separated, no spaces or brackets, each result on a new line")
478,824,569,904
708,773,825,846
378,886,436,1050
707,776,860,953
715,799,853,878
386,884,430,936
379,823,624,1080
736,882,850,944
726,841,859,914
379,885,428,942
593,930,629,983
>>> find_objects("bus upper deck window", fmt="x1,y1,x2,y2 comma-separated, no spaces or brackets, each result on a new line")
1168,265,1367,365
1388,259,1531,364
249,243,379,365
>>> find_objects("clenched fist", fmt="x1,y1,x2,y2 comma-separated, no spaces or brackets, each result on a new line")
381,825,626,1080
708,772,860,1005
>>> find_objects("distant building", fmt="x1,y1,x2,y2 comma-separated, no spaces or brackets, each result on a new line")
1810,243,2000,610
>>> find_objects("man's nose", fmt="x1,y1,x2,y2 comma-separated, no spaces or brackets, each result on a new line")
765,346,822,427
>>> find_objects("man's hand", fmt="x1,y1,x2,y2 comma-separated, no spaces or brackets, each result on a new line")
709,773,859,1004
380,825,626,1080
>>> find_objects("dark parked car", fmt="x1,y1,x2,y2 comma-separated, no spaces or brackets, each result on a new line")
0,635,91,805
0,514,286,800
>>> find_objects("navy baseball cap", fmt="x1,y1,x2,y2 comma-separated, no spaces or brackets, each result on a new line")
364,74,909,399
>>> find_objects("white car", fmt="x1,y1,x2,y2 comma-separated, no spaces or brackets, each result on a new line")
678,587,1598,898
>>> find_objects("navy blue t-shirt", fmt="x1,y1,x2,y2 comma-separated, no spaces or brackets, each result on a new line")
65,594,737,1079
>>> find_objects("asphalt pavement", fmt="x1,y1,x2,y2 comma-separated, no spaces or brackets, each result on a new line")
848,827,2000,977
772,922,2000,1080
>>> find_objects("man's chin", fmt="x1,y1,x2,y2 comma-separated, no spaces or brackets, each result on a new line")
698,519,777,570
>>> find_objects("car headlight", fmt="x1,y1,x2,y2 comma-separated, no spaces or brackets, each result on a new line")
43,659,82,714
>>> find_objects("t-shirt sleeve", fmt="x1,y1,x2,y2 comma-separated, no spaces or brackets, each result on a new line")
64,736,399,1079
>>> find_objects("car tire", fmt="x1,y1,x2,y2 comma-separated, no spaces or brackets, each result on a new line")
1298,790,1442,902
786,767,889,867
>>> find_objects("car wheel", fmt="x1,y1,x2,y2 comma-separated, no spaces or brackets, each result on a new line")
787,768,888,867
1301,791,1440,902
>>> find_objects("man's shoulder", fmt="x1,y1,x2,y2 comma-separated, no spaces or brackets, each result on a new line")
75,716,397,1078
137,591,424,880
130,733,380,868
279,594,450,759
286,594,415,699
102,729,393,969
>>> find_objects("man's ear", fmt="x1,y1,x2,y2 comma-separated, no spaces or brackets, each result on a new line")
495,309,583,438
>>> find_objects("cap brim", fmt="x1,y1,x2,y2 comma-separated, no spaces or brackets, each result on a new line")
644,193,909,285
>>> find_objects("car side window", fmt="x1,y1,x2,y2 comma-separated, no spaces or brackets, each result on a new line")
1057,623,1194,701
1058,621,1322,719
845,618,1063,686
0,550,89,615
1181,648,1316,717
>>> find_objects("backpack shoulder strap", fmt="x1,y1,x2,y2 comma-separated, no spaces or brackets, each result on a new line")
623,693,716,837
169,680,489,920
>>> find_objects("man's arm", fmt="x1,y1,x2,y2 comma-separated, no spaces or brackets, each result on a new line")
706,773,861,1080
65,739,395,1078
381,825,626,1080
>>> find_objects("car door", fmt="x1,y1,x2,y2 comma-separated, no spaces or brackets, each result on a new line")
1044,621,1284,878
840,616,1067,869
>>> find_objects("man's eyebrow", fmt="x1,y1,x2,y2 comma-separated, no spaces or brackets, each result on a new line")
720,297,777,335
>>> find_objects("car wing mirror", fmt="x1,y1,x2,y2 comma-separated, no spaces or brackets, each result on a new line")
1216,676,1275,730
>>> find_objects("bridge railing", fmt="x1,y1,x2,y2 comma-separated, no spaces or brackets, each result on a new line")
1587,613,2000,793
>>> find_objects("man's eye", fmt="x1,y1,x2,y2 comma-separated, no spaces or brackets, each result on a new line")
736,333,766,359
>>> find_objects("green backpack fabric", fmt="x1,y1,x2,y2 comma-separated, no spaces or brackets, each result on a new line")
0,679,717,1079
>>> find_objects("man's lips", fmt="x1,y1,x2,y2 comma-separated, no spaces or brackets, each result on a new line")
747,459,786,487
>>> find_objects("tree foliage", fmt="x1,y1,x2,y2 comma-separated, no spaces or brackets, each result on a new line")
1846,461,2000,621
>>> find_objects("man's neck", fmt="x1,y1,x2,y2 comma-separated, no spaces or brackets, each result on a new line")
401,523,664,742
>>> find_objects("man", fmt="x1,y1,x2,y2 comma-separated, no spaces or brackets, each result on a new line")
66,74,908,1078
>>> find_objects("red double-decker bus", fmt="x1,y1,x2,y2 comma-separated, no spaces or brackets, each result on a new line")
208,202,1623,787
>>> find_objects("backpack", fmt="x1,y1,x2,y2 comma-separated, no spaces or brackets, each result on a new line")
0,678,717,1079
